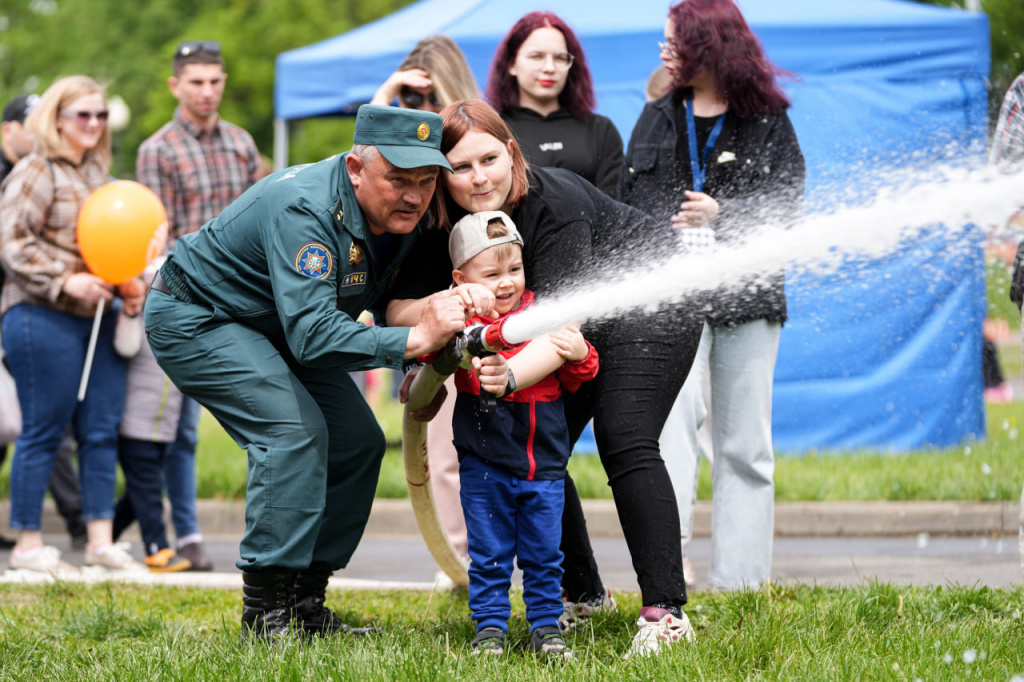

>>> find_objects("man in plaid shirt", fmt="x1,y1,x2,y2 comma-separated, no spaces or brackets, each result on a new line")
134,40,260,571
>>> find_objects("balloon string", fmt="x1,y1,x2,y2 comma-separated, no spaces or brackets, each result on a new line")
77,298,105,402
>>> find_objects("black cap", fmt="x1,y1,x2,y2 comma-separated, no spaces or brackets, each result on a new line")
2,94,40,124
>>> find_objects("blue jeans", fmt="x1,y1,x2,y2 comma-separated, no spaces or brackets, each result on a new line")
2,304,126,529
460,456,564,634
164,396,200,539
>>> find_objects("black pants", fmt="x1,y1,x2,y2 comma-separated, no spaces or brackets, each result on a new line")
560,307,703,607
113,437,172,555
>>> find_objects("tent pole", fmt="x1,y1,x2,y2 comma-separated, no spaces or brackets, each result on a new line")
273,118,289,171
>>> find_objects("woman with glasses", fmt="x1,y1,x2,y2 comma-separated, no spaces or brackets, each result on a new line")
486,12,623,197
0,75,147,574
621,0,805,591
371,35,481,114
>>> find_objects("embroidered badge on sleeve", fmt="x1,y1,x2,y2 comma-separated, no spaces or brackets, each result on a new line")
295,242,334,279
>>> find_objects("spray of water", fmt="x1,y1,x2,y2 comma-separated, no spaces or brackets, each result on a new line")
501,165,1024,346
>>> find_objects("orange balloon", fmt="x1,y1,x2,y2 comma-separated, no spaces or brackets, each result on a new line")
77,180,168,284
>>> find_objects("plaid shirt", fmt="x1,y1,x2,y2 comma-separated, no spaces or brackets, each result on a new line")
0,153,110,317
990,73,1024,167
136,109,259,248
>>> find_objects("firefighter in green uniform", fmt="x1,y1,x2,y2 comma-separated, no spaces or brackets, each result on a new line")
144,105,507,642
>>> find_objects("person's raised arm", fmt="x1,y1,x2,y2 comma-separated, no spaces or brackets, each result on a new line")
370,69,433,107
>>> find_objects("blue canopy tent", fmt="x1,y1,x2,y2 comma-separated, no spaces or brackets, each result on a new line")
275,0,991,452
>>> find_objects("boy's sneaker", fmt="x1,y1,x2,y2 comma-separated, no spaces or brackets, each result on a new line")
559,586,617,630
531,625,575,661
85,543,147,572
470,627,506,656
9,545,79,576
145,548,192,573
625,606,695,659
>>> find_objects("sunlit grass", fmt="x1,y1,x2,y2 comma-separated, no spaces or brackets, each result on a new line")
2,369,1020,503
189,391,1024,502
0,582,1021,680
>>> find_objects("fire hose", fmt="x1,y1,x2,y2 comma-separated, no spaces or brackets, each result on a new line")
401,320,514,587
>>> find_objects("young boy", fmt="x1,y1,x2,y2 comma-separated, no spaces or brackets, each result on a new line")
442,211,599,660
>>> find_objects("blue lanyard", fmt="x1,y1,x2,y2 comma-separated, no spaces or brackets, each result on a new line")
686,92,725,194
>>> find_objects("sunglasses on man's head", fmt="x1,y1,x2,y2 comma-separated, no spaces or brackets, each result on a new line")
175,40,222,58
60,110,109,125
399,87,442,110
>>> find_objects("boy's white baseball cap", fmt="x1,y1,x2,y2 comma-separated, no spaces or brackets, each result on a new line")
449,211,524,269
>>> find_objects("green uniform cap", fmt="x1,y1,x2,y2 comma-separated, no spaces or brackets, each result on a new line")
353,104,451,172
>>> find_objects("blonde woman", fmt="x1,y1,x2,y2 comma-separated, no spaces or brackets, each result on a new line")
0,75,146,574
371,35,481,113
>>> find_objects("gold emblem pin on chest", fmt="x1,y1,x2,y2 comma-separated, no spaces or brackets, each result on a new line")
349,243,362,266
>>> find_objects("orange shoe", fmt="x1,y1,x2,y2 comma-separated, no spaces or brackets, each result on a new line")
145,548,192,573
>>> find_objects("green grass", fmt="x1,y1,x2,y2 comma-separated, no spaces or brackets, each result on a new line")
0,582,1021,680
185,399,1024,503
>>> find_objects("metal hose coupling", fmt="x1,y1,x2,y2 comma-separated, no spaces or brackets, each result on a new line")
462,318,514,357
458,319,516,414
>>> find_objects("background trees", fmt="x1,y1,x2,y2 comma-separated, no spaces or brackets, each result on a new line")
0,0,412,176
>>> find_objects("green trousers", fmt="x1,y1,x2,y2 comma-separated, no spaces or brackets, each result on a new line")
144,291,385,571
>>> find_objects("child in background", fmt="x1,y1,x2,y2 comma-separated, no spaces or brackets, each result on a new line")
439,211,599,660
111,260,191,573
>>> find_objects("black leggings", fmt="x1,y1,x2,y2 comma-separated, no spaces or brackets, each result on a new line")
560,308,703,607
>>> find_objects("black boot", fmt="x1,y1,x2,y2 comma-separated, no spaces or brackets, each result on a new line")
292,562,379,637
241,567,298,644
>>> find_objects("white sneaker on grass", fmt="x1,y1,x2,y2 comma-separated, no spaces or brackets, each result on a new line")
625,606,695,658
559,586,617,631
9,545,79,576
85,543,147,572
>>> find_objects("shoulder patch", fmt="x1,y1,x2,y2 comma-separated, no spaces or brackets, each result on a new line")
295,242,333,279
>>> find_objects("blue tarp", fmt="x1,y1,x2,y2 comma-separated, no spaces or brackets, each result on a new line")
276,0,991,452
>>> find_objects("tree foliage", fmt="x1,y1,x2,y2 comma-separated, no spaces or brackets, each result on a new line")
912,0,1024,117
0,0,412,177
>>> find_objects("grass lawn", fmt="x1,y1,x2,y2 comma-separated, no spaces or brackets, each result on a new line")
183,396,1024,503
0,581,1021,680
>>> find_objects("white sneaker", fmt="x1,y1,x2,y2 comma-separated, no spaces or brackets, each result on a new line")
85,543,147,572
9,545,79,576
559,586,617,631
625,608,695,659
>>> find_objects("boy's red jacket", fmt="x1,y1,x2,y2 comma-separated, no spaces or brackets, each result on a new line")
429,289,598,481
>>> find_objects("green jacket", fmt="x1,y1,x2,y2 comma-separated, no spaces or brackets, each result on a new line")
162,152,414,371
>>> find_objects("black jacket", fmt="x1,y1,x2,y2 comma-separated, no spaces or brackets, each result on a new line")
619,90,805,326
503,107,624,198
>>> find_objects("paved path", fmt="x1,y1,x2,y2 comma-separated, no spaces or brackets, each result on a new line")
2,531,1019,591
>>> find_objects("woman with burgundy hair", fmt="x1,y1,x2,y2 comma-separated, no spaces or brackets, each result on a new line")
620,0,805,592
485,12,623,197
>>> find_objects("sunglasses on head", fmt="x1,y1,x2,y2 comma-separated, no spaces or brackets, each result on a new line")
175,40,222,58
399,87,442,110
61,110,109,125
